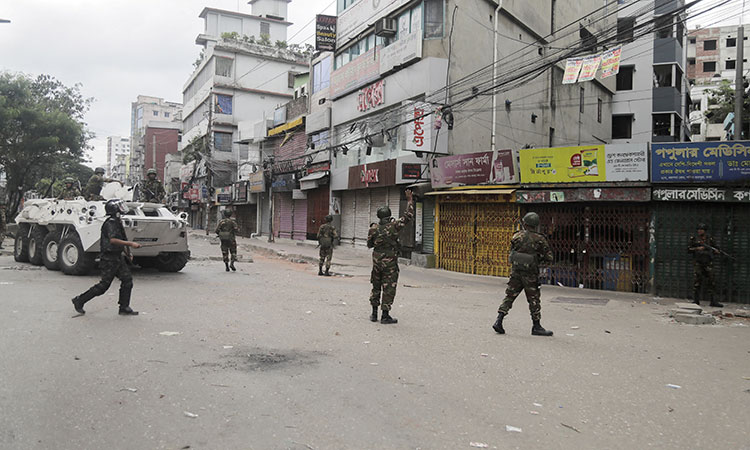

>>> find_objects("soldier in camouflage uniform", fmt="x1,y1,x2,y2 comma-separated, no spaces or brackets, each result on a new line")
215,209,239,272
0,204,6,249
493,212,554,336
317,215,338,276
366,189,414,324
140,168,166,203
688,223,723,307
57,177,81,200
84,167,121,201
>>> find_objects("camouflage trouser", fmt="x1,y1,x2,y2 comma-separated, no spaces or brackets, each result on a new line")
319,246,333,269
498,271,542,321
370,259,399,311
693,263,715,300
220,239,237,263
78,255,133,307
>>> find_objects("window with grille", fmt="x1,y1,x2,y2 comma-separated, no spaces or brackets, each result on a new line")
215,57,233,77
704,40,717,50
260,22,270,37
214,94,232,115
214,132,233,152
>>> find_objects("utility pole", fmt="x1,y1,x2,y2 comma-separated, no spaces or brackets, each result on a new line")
205,90,213,235
734,26,744,140
152,134,156,175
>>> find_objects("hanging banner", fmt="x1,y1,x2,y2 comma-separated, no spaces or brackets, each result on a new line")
600,45,622,78
562,58,583,84
578,55,602,82
315,15,337,52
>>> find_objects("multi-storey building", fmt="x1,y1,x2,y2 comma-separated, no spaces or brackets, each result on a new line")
130,95,182,184
611,0,690,144
106,136,131,182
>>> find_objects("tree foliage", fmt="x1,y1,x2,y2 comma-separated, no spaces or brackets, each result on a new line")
704,79,750,125
0,72,93,218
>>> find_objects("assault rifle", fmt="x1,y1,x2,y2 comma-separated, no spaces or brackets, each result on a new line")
700,243,736,260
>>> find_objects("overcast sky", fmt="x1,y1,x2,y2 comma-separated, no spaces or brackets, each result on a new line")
1,0,335,169
0,0,744,169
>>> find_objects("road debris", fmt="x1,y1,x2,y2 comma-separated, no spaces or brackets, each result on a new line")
561,423,581,433
159,331,180,336
480,353,489,357
505,425,522,433
566,334,575,337
223,345,234,349
530,411,539,415
666,384,682,389
363,341,371,344
370,362,378,366
533,402,543,407
118,388,138,393
183,411,199,418
469,443,489,448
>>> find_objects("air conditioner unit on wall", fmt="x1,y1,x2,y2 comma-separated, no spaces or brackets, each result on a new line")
375,18,397,37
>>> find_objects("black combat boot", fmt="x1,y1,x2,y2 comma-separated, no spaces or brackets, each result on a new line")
492,312,506,334
118,306,139,316
225,262,230,272
380,310,398,324
230,261,236,271
370,306,378,322
71,296,85,314
324,267,331,276
531,320,553,336
318,264,324,276
693,289,700,305
709,295,724,308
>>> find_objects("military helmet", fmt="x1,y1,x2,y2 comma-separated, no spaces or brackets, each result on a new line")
376,206,391,219
223,209,233,218
147,168,157,176
324,214,333,223
95,167,105,175
522,212,540,228
105,199,128,217
64,177,75,184
697,222,707,231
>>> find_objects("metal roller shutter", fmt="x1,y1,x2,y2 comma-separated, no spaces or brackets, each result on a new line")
276,193,293,239
355,190,371,244
388,186,401,219
370,187,387,222
292,199,307,240
341,190,356,242
422,197,435,254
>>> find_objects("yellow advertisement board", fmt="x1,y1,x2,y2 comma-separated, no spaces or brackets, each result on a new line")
519,145,607,183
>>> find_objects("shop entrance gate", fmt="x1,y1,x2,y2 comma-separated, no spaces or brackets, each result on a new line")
526,204,650,293
437,202,518,277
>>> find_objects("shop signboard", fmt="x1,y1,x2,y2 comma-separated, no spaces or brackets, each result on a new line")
315,15,337,52
234,181,248,203
519,144,648,184
348,159,396,189
651,142,750,183
330,46,381,99
430,150,516,189
271,174,296,192
405,102,432,153
653,187,750,202
248,172,265,193
516,187,650,203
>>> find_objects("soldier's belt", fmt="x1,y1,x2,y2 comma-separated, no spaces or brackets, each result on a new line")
509,251,536,265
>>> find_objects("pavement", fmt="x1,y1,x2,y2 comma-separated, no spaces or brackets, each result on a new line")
0,232,749,450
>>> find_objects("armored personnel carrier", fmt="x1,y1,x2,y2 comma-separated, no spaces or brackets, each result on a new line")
13,183,190,275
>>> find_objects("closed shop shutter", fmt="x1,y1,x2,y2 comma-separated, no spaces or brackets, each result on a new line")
388,186,401,219
306,187,329,240
355,190,371,244
370,187,387,222
341,190,356,242
292,199,307,240
438,202,476,274
474,203,517,277
422,197,435,254
276,193,293,239
260,193,271,236
235,204,257,237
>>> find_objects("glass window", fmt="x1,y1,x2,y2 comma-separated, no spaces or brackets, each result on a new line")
215,94,233,114
655,16,672,39
215,57,233,77
612,115,633,139
153,110,159,116
579,87,585,114
367,34,375,51
703,61,716,72
616,66,634,91
424,0,444,39
617,17,635,42
653,65,672,87
214,132,233,152
727,37,737,47
726,60,736,70
164,112,170,118
597,98,602,123
704,39,717,50
653,113,672,137
312,130,330,149
260,22,270,36
350,41,360,59
137,107,143,119
313,56,331,93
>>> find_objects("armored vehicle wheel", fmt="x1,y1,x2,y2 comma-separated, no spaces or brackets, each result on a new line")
28,227,48,266
155,252,189,272
58,234,95,275
134,256,157,268
42,232,61,271
13,229,29,263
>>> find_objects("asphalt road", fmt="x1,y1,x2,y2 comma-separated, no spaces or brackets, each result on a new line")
0,236,749,450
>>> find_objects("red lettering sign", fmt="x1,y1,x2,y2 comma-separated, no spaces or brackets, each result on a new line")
360,168,379,186
570,153,582,167
357,80,385,112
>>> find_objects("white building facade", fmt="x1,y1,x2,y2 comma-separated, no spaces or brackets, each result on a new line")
130,95,182,184
106,136,131,182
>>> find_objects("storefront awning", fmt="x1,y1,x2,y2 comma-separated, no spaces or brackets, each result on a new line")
299,171,329,190
268,117,304,137
426,188,516,196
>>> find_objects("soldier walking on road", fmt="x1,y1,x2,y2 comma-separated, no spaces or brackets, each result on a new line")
688,223,723,307
216,209,239,272
0,204,6,249
366,189,414,324
57,177,81,200
71,199,141,316
140,168,166,203
317,215,338,276
84,167,121,201
493,212,554,336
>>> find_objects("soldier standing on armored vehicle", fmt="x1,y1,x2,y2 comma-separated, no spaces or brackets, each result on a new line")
57,177,81,200
493,212,554,336
215,209,239,272
84,167,121,201
71,199,141,316
140,168,166,203
317,215,338,276
688,223,724,307
366,189,414,324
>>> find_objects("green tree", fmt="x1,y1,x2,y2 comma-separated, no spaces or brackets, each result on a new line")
0,72,92,218
705,79,750,124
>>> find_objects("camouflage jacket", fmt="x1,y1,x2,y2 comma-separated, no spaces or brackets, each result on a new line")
215,218,239,241
140,179,166,203
367,202,414,261
688,235,716,265
317,223,338,248
509,229,553,274
84,174,106,199
57,186,81,200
